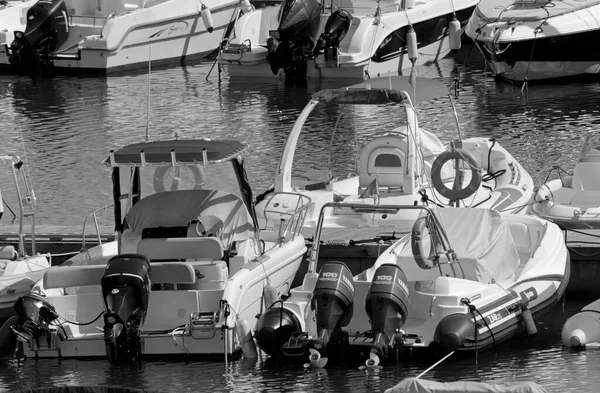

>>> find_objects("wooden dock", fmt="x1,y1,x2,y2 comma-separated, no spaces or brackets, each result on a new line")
1,224,599,299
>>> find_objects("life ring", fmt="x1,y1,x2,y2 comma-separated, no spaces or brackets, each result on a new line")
411,215,435,270
153,165,206,193
431,149,482,201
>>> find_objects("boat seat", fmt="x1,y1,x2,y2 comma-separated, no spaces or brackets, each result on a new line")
572,160,600,190
358,136,406,193
137,237,225,261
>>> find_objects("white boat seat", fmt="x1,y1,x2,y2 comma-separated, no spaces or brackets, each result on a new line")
151,262,196,284
44,265,106,289
358,136,406,192
137,237,224,261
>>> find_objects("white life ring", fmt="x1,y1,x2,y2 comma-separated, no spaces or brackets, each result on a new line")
411,215,435,270
431,149,482,201
153,165,206,193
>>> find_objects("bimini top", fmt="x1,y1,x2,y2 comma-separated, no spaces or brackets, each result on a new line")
103,139,248,167
312,76,449,106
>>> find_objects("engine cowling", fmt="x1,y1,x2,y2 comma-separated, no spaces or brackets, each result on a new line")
311,261,355,346
9,0,69,71
365,263,410,350
101,254,151,364
313,9,352,63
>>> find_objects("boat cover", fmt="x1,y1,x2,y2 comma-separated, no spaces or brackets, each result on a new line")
433,208,519,284
0,270,45,297
122,189,255,249
385,378,548,393
104,139,247,166
476,0,600,23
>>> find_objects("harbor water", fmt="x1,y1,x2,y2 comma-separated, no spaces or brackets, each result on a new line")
1,47,600,392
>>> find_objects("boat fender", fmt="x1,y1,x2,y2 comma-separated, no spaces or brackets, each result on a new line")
263,280,279,310
448,17,461,51
200,3,214,33
406,26,418,65
0,188,3,219
0,245,17,260
235,317,259,359
431,149,482,201
411,216,435,270
534,183,553,204
521,306,537,336
153,165,206,193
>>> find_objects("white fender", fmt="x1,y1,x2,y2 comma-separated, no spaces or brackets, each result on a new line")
235,318,258,359
406,26,418,64
449,17,461,51
200,3,214,33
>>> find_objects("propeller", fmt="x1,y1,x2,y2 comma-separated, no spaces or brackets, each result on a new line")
303,348,328,369
359,352,382,370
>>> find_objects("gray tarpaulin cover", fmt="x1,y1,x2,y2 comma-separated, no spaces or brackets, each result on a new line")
385,378,548,393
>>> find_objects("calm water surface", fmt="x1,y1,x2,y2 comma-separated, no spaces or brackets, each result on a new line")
1,48,600,392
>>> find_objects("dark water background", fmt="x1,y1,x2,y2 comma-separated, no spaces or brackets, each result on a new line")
2,46,600,392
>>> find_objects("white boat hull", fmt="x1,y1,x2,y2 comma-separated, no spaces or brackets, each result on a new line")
465,0,600,82
219,0,478,79
1,0,240,73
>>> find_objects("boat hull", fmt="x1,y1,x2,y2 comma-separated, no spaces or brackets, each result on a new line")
1,0,239,74
219,0,477,79
465,0,600,82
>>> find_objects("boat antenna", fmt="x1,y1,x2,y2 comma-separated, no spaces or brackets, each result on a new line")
146,40,152,141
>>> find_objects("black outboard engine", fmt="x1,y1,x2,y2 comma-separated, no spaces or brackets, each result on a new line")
311,261,354,348
312,10,352,67
364,264,409,363
9,0,69,72
12,292,59,343
101,254,151,364
255,305,303,358
266,0,321,78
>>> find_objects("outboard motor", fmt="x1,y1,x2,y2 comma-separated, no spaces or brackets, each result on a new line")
255,305,303,358
312,10,352,67
311,261,354,347
266,0,321,78
12,292,59,343
364,264,409,363
101,254,151,364
9,0,69,72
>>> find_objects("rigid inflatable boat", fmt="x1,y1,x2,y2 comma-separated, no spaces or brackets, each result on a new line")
254,202,570,367
530,135,600,230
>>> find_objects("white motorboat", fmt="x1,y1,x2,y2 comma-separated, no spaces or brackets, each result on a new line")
254,202,570,367
217,0,478,79
255,76,535,235
529,134,600,230
10,138,310,362
465,0,600,83
2,0,252,74
0,153,50,338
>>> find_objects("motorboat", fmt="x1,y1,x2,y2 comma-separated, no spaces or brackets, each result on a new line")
255,76,535,234
1,0,252,74
217,0,478,80
9,138,310,362
562,298,600,349
254,202,570,367
0,0,37,62
529,134,600,230
465,0,600,83
0,153,50,340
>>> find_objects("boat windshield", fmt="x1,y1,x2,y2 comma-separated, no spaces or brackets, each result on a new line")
579,134,600,159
